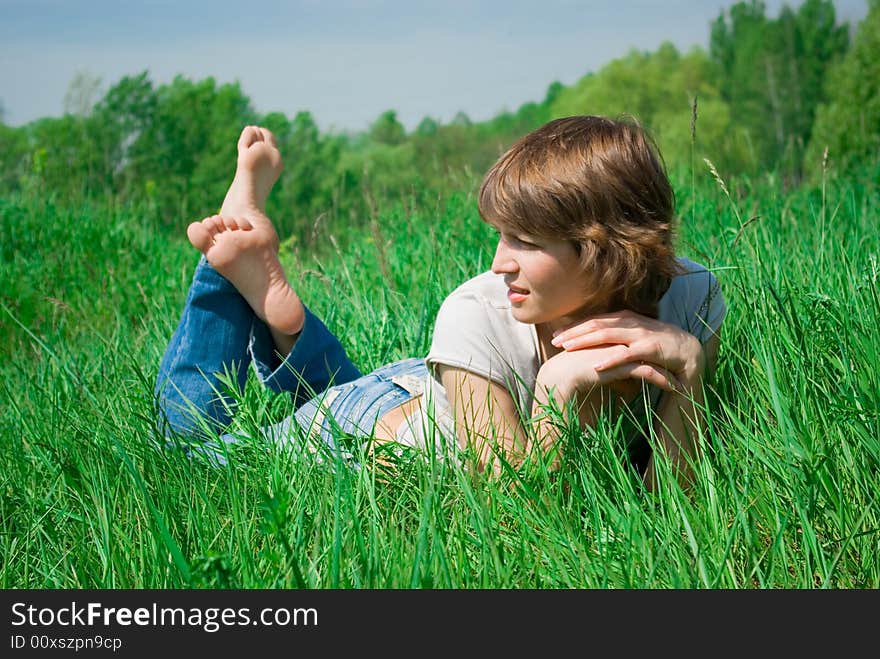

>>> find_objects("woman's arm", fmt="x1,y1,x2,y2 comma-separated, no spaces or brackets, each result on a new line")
436,341,664,474
436,366,525,475
437,311,720,482
642,333,719,490
551,311,722,490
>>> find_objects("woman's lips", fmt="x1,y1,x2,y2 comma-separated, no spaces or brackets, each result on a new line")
507,286,529,303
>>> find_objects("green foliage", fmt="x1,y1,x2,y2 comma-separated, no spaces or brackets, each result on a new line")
0,121,28,192
0,0,867,224
1,73,259,220
0,196,185,360
369,109,407,145
710,0,849,179
137,75,257,221
264,111,344,241
1,0,878,591
2,171,879,588
549,42,750,175
415,116,439,136
91,72,158,197
806,0,880,180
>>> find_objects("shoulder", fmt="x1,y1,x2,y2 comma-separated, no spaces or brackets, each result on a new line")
659,257,726,342
433,270,521,343
665,257,721,297
428,270,536,377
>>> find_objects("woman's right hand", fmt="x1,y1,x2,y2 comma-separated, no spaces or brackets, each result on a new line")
537,343,677,404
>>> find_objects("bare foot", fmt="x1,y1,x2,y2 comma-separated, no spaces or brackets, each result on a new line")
220,126,283,218
187,214,305,337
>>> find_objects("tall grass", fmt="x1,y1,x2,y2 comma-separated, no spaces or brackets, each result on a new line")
1,167,877,588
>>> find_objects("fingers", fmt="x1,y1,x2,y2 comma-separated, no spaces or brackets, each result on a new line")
592,344,632,371
551,310,640,334
552,327,639,350
551,315,687,378
551,318,605,340
551,312,661,347
593,341,674,372
597,361,681,393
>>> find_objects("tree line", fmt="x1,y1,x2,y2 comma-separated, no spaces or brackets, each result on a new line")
0,0,876,241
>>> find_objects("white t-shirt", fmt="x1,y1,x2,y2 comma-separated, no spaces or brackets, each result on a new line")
394,257,726,455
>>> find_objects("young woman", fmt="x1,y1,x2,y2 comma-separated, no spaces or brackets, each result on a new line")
155,116,725,488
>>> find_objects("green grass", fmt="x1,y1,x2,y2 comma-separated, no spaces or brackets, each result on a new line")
1,167,878,588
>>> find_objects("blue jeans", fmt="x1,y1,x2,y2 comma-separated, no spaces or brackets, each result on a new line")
154,257,426,459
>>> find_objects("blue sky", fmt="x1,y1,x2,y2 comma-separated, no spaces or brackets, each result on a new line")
0,0,869,132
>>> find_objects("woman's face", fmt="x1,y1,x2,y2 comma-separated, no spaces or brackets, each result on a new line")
490,224,598,331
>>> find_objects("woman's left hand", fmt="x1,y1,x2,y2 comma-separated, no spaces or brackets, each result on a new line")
550,310,706,391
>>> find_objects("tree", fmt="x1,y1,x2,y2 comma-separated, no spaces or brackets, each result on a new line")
63,71,103,117
270,110,347,240
0,122,27,192
415,116,439,136
710,0,849,176
450,111,472,127
24,115,102,197
549,42,750,174
791,0,850,143
369,110,406,145
91,72,157,195
131,75,257,221
544,81,564,106
806,0,880,179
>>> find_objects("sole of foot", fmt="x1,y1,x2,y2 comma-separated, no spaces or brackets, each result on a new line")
187,214,305,336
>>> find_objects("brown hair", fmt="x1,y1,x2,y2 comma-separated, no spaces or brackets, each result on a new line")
478,115,681,317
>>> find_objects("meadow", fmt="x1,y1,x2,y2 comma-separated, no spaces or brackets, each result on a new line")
0,163,877,588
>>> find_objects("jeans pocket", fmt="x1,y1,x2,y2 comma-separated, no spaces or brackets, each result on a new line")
390,373,425,397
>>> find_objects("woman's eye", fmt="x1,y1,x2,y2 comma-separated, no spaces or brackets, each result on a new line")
513,236,538,248
494,229,538,249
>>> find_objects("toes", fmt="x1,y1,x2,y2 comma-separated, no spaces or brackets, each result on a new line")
239,124,278,151
215,215,255,231
186,220,215,253
258,127,278,148
238,125,261,151
206,215,225,233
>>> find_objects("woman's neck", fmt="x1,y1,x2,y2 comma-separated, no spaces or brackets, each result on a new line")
535,302,612,362
535,323,563,363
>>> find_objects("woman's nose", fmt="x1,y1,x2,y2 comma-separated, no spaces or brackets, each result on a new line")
491,240,517,274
